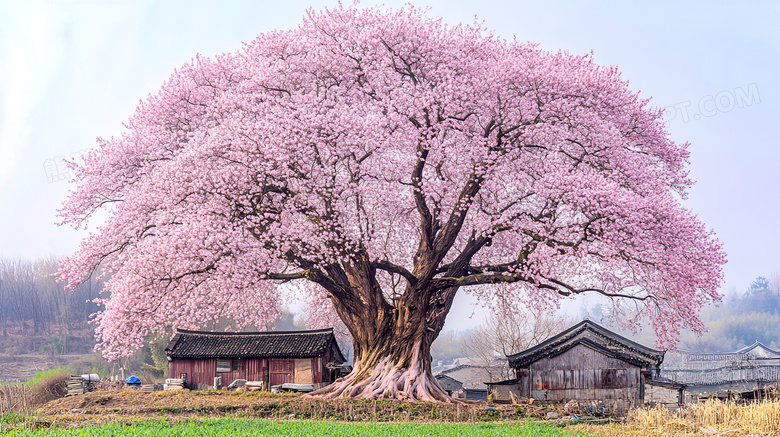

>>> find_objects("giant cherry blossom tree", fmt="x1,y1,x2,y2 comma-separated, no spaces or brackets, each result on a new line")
59,6,725,401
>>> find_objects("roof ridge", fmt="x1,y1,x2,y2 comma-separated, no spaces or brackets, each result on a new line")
506,320,660,360
166,327,345,360
175,327,334,336
579,320,662,355
506,320,664,368
735,341,780,355
441,364,476,373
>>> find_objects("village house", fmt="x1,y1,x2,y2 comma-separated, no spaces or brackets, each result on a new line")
165,328,345,390
502,320,684,410
434,364,506,400
660,341,780,396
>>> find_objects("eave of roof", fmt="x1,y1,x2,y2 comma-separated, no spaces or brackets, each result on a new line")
485,379,519,386
174,327,335,336
735,341,780,356
165,327,342,359
646,376,686,390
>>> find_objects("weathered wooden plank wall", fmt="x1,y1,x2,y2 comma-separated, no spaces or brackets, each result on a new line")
527,344,640,402
244,357,268,383
312,357,326,384
517,367,530,397
169,358,217,390
269,358,295,386
169,355,330,389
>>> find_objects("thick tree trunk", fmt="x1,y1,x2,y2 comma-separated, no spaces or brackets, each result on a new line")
308,287,459,401
310,327,451,402
303,254,464,402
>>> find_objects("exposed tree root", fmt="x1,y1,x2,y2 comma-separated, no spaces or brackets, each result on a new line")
307,356,454,403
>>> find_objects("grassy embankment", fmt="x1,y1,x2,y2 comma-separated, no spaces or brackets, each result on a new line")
5,387,780,436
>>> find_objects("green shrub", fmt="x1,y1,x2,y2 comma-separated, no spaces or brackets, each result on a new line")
26,368,69,405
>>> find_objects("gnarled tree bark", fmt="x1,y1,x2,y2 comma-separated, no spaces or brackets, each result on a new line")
308,278,460,402
306,228,479,401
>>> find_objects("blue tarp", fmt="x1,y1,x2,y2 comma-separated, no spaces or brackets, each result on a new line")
125,375,141,384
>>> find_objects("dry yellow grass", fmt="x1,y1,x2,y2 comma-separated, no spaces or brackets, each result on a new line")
575,399,780,436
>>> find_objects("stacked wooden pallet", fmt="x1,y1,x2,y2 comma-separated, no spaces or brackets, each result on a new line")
164,378,185,391
66,376,84,396
140,384,156,393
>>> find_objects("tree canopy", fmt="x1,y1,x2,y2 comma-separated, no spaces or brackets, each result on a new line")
59,5,725,400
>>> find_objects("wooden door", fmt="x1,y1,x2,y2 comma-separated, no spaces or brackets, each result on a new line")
269,358,294,386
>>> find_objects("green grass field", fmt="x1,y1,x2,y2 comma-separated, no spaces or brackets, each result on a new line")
6,418,594,436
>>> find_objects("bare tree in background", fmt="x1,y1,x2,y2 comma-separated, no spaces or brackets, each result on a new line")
0,257,105,355
463,310,574,381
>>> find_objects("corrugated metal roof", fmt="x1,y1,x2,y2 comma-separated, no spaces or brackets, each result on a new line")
165,328,341,359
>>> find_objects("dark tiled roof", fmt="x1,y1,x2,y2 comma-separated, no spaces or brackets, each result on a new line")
507,320,664,369
434,374,463,391
165,328,343,360
485,378,519,386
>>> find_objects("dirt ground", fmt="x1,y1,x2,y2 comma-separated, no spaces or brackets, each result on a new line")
33,388,588,428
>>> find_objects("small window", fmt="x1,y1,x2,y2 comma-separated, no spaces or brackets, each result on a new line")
216,359,231,373
232,359,242,371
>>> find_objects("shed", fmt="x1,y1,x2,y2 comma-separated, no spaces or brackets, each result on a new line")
434,374,463,395
434,365,502,401
165,328,345,390
485,379,521,403
644,376,686,410
506,320,665,409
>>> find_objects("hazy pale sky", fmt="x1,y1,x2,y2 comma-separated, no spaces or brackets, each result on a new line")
1,0,778,330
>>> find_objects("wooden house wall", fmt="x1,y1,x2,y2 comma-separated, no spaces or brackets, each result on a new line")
220,358,269,388
169,358,217,390
245,357,269,383
523,344,640,402
169,354,334,390
269,358,295,386
517,367,530,397
294,359,313,384
318,342,343,385
312,357,324,384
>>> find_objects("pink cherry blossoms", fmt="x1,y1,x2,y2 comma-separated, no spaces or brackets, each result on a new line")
58,5,725,362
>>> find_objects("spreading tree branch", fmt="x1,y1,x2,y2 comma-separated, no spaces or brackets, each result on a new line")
373,260,417,286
